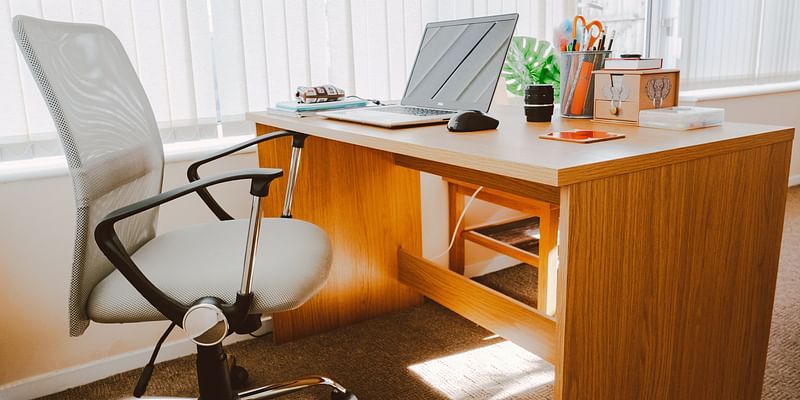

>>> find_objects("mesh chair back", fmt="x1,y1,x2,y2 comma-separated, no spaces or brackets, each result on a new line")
13,16,165,336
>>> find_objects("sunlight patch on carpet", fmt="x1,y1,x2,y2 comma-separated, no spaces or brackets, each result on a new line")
408,340,554,400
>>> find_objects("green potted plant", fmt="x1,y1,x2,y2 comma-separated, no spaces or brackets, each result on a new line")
502,37,561,101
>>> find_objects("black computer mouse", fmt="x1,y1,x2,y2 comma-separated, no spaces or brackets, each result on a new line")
447,110,500,132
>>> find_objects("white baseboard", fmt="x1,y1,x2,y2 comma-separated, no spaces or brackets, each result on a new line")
0,318,272,400
789,174,800,187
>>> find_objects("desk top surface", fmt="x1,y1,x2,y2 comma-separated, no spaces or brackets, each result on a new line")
247,105,793,187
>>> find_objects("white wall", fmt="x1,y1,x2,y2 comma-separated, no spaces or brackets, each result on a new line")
0,153,256,388
419,172,525,278
681,89,800,184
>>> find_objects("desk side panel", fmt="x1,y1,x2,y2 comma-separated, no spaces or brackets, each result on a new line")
256,125,423,342
556,139,792,399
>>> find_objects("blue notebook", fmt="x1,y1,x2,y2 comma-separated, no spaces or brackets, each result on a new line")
275,98,368,112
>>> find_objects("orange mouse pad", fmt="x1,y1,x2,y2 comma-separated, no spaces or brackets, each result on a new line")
539,129,625,143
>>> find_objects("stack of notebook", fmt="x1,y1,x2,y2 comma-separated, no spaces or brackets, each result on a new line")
603,57,663,70
269,97,369,117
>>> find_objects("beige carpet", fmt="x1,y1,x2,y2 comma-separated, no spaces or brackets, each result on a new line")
42,188,800,399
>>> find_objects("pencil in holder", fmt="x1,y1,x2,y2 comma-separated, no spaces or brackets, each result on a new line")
560,50,610,118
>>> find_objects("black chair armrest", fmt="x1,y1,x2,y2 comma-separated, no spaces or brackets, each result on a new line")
94,168,283,326
188,131,307,220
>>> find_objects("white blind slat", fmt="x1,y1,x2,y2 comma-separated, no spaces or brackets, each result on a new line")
211,0,250,120
185,1,217,122
131,0,171,122
40,0,72,21
240,0,270,112
402,0,423,76
71,0,104,25
101,0,139,68
160,1,198,124
326,0,355,94
9,0,53,140
306,0,330,86
387,0,409,98
263,0,292,103
0,1,28,143
349,0,371,96
284,0,312,94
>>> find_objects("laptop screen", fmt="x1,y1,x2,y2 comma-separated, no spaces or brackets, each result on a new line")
401,14,518,113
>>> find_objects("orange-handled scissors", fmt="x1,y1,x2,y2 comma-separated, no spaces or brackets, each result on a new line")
572,15,604,50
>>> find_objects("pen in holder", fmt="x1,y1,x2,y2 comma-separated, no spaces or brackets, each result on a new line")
560,50,610,118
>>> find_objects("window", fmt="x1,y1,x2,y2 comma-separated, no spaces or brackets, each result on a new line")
0,0,223,161
577,0,646,59
0,0,560,162
588,0,800,90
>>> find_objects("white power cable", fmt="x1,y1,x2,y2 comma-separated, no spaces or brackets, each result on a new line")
434,185,484,261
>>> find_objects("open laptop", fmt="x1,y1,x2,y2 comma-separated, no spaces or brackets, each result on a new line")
318,13,518,128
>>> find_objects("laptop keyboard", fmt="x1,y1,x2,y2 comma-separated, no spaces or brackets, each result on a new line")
371,106,453,117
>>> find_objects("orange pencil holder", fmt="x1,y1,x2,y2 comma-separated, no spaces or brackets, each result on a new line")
560,50,610,118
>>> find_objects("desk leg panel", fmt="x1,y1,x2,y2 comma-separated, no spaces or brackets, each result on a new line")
256,125,423,343
555,141,791,399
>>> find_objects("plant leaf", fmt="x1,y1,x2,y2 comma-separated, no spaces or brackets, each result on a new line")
502,36,561,101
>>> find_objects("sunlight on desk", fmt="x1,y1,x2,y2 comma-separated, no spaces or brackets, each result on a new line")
408,340,554,400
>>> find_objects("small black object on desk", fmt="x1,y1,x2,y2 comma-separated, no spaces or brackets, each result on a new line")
447,110,499,132
524,84,554,122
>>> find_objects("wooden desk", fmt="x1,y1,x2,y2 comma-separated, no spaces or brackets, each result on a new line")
246,105,794,400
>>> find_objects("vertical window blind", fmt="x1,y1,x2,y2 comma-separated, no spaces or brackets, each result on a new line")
0,0,559,162
670,0,800,88
1,0,220,161
589,0,800,89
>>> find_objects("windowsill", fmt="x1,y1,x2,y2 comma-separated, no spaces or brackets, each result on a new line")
0,135,256,184
680,80,800,103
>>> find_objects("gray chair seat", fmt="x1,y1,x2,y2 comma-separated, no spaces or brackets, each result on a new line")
87,218,332,323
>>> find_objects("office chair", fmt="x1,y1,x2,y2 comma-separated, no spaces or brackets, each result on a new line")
13,16,355,400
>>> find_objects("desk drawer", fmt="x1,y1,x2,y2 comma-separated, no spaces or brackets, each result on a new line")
594,100,638,123
594,73,641,104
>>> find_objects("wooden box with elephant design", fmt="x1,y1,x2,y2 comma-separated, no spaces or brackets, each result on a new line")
591,68,680,125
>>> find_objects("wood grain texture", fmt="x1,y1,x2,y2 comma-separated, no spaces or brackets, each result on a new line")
256,124,423,343
398,249,557,364
397,154,561,204
248,107,793,187
555,140,792,400
464,214,536,231
463,230,540,266
537,204,559,316
447,178,559,314
447,182,466,274
557,128,794,186
449,178,556,213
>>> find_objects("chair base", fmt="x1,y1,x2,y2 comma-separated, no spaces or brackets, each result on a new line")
238,376,356,400
128,343,355,400
125,376,356,400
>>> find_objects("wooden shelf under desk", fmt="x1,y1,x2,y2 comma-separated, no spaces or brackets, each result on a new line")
446,177,558,315
463,216,540,267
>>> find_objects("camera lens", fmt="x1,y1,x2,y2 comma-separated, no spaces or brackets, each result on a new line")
524,84,554,122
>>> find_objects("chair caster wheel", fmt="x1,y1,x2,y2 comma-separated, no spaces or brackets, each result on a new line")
331,389,357,400
230,365,249,389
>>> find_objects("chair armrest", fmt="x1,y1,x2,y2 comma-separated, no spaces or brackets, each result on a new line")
94,168,283,326
188,131,307,220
